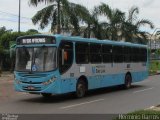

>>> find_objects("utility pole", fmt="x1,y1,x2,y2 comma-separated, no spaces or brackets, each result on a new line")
18,0,21,33
57,0,61,34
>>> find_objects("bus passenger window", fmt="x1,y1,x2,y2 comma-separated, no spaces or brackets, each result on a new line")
124,47,131,62
76,42,89,64
90,44,102,63
102,45,112,63
113,46,123,63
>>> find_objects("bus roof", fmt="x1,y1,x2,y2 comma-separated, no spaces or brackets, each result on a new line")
17,34,147,48
55,34,147,48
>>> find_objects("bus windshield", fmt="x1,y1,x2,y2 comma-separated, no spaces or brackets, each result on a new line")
15,47,56,72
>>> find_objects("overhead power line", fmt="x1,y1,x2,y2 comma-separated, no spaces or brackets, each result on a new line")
0,18,33,26
0,10,31,20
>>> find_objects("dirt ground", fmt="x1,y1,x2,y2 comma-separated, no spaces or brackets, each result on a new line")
0,72,16,102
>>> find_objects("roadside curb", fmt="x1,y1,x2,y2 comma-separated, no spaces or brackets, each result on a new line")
149,73,160,76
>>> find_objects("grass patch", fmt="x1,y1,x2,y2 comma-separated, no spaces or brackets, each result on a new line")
149,60,160,75
114,110,160,120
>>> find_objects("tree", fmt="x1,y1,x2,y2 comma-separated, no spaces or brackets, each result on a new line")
121,6,154,44
0,30,39,72
83,14,105,39
0,45,4,74
0,32,26,49
95,4,154,43
26,29,39,34
29,0,61,33
0,26,11,73
0,26,12,36
29,0,88,35
95,3,125,40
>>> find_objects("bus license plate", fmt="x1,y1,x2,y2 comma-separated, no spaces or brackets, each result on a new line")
27,86,35,90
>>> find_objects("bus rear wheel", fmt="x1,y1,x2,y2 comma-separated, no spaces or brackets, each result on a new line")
124,74,132,89
76,81,86,98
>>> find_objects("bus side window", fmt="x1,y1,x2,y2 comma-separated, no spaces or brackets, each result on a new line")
113,46,123,63
90,44,102,63
59,41,73,74
75,42,89,64
102,45,112,63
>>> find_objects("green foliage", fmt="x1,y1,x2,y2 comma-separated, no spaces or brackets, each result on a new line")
120,6,154,44
30,0,89,34
30,1,154,43
0,32,25,49
155,49,160,56
149,60,160,75
0,45,4,54
94,4,154,43
26,29,39,34
0,26,12,36
0,27,40,71
29,0,55,6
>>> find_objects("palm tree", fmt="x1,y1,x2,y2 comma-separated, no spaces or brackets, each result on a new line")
95,3,125,40
80,11,104,39
94,4,154,43
29,0,89,34
29,0,61,33
121,6,154,44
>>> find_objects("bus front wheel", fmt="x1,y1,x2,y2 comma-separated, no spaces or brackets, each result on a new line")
124,74,132,89
76,81,86,98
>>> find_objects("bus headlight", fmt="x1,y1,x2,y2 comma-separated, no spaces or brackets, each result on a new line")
42,77,56,85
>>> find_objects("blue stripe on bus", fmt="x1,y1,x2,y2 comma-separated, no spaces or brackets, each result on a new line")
65,71,148,93
14,71,148,94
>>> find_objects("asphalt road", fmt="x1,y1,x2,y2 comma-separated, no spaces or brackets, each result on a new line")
0,75,160,114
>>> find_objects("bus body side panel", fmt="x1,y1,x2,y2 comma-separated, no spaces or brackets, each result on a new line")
59,61,148,93
132,71,148,83
100,73,125,88
60,77,77,93
130,62,148,83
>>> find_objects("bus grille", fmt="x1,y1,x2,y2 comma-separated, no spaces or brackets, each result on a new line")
23,86,41,91
20,74,47,78
21,81,42,84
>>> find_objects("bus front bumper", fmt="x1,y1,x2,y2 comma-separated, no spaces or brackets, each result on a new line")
14,80,61,94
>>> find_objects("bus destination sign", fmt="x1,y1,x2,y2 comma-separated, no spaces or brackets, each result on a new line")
17,36,56,45
22,38,46,44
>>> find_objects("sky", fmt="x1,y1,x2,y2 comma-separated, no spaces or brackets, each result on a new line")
0,0,159,33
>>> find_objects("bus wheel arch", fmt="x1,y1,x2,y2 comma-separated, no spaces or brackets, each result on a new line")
75,76,88,98
124,72,132,89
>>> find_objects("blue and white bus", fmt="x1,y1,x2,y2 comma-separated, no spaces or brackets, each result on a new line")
14,34,148,98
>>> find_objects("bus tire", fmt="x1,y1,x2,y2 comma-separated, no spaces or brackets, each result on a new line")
124,74,132,89
76,80,86,98
41,93,52,98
